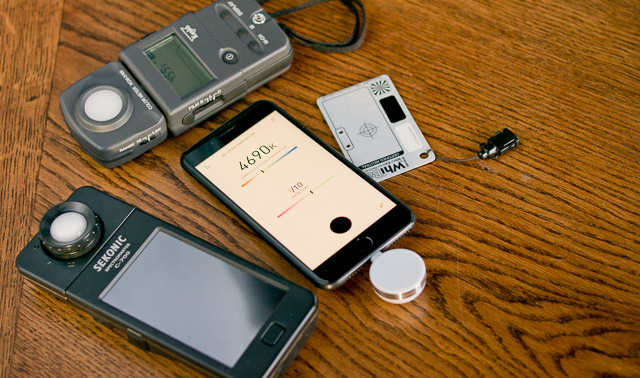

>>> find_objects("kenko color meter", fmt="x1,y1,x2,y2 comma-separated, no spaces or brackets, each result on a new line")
60,0,293,167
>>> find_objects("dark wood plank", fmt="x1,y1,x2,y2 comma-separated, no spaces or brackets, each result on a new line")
0,0,64,376
5,0,640,376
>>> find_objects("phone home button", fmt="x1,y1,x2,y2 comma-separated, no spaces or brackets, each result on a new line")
355,236,374,252
262,323,285,346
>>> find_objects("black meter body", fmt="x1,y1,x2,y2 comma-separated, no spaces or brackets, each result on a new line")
60,0,293,168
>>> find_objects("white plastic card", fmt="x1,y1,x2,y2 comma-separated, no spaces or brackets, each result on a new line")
317,75,435,182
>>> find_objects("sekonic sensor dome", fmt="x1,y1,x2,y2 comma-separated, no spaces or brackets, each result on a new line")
39,202,103,259
369,249,426,304
50,212,88,243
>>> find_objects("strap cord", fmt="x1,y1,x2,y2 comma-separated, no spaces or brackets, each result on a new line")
260,0,366,53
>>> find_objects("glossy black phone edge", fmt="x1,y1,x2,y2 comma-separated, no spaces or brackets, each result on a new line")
181,100,416,290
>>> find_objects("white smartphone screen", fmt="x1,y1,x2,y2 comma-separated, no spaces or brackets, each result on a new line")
195,111,396,270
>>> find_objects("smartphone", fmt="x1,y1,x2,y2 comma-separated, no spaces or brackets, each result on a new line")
181,100,415,289
16,187,317,377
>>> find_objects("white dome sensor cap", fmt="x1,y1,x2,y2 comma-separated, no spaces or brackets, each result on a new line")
50,212,88,243
370,249,426,304
84,89,123,122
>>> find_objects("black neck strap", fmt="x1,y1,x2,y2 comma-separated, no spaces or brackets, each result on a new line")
260,0,366,53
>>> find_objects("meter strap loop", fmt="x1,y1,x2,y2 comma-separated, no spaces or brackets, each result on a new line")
267,0,366,53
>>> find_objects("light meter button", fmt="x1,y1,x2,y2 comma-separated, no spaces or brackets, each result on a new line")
222,50,239,64
84,89,123,122
262,323,285,346
252,13,266,25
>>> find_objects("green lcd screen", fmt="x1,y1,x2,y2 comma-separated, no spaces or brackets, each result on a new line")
144,34,214,97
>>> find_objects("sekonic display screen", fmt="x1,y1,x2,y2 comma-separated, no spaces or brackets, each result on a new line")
100,228,285,367
194,111,396,270
144,34,214,97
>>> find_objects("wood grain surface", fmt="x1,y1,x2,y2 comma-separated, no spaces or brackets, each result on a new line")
2,0,639,376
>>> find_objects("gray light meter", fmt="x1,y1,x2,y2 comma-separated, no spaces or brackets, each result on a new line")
60,0,293,168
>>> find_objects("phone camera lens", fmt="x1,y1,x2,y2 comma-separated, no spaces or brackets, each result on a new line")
39,201,103,259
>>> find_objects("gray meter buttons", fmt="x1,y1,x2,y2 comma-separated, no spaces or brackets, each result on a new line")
252,13,267,24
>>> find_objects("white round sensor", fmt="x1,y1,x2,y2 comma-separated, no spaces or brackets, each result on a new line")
49,212,88,243
84,89,123,122
369,249,426,304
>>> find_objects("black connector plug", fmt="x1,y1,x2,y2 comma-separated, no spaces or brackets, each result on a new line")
478,128,519,159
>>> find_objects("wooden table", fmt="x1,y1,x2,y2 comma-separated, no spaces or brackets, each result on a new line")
2,0,639,376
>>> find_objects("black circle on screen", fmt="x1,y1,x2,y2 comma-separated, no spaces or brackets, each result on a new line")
330,217,352,234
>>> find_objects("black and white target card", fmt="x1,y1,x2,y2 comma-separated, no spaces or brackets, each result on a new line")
317,75,435,182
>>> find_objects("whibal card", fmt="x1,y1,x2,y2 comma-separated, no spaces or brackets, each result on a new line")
317,75,435,182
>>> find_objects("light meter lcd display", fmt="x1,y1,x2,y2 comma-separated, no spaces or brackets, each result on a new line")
144,35,214,97
100,228,286,367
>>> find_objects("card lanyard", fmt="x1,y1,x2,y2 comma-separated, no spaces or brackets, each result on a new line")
259,0,366,53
